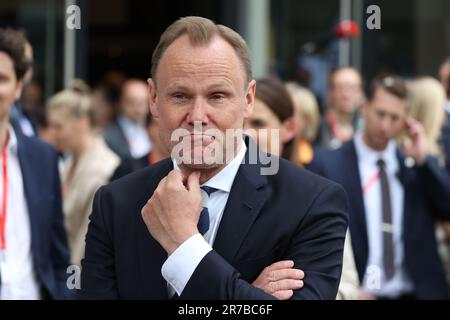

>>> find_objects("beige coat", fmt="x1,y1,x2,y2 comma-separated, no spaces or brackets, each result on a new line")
62,136,120,267
336,231,360,300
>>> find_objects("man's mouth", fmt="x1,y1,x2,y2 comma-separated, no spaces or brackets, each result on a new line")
187,133,215,145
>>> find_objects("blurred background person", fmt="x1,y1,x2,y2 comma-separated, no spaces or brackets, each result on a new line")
9,38,36,137
438,57,450,95
111,112,169,180
407,77,447,165
103,79,152,170
286,82,320,166
91,86,118,131
309,74,450,299
315,67,364,150
407,77,450,293
46,80,120,267
244,77,296,158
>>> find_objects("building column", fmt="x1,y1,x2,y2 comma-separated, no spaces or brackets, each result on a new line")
239,0,270,79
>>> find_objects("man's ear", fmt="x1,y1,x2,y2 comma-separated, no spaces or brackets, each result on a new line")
281,116,297,144
243,80,256,118
147,78,159,120
14,80,24,101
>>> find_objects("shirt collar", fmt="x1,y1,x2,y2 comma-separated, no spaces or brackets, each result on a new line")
118,115,143,130
6,125,19,156
445,100,450,114
354,130,398,171
172,139,247,193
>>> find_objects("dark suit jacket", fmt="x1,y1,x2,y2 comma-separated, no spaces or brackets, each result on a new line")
13,124,73,299
308,140,450,299
79,138,349,299
103,120,131,160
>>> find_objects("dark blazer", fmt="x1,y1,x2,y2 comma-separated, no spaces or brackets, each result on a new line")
442,112,450,173
103,120,132,160
79,137,349,299
308,140,450,299
13,124,73,299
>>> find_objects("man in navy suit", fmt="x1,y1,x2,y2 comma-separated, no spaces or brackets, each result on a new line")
309,74,450,299
79,16,349,300
0,28,72,299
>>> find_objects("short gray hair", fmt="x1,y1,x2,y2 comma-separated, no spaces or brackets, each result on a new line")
151,16,252,84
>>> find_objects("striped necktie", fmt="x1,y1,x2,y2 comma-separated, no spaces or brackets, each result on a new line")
198,186,218,235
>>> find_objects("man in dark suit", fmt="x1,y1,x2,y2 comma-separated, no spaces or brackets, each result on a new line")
103,79,152,171
0,28,72,299
309,74,450,299
80,16,349,300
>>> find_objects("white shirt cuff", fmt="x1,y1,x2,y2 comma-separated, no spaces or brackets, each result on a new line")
161,233,212,296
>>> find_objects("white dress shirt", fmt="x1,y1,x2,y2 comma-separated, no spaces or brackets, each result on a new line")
354,131,414,298
445,100,450,114
161,141,247,296
118,115,152,159
0,126,41,299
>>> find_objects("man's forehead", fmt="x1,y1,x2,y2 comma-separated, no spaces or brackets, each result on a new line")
166,37,235,63
157,34,245,81
0,51,14,67
371,98,407,116
334,71,361,85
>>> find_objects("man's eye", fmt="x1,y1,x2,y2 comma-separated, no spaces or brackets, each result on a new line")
376,111,385,118
172,93,188,101
210,93,225,101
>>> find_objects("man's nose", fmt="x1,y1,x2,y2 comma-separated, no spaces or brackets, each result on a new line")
379,117,391,133
187,97,209,126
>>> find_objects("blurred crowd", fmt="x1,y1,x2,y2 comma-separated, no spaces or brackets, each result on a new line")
2,26,450,299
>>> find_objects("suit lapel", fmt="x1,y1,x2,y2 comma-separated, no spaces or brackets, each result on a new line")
135,159,173,298
15,129,41,256
342,142,369,278
396,150,414,246
213,139,270,264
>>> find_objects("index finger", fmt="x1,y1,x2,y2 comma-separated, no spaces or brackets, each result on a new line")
266,260,295,271
165,170,186,189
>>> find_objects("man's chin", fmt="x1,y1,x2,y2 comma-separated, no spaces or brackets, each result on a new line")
373,137,389,150
180,162,223,171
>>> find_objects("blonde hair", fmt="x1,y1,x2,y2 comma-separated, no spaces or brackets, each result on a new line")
407,77,446,159
286,82,320,142
151,16,252,84
46,79,95,125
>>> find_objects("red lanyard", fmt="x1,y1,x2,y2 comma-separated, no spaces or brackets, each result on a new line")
363,171,380,194
0,147,8,251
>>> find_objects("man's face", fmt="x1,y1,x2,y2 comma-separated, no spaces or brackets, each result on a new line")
363,87,407,151
148,34,255,169
329,69,362,114
121,81,149,123
0,52,23,120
